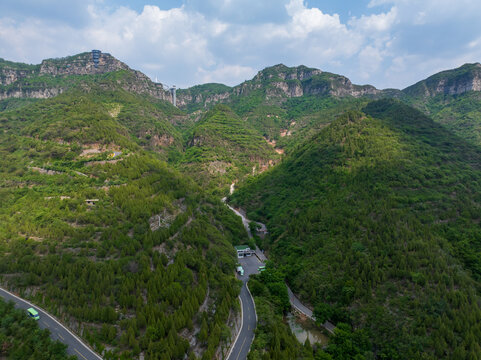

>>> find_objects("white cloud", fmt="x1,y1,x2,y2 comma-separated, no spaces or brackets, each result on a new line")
368,0,481,24
286,0,346,38
350,7,398,33
359,46,384,79
0,0,480,90
198,64,256,84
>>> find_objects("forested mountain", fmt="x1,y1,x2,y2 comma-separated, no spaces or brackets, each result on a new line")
401,63,481,147
231,100,481,358
0,52,171,104
178,65,377,158
0,76,248,359
2,51,481,360
177,62,481,153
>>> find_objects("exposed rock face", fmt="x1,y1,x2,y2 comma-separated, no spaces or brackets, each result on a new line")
302,74,379,98
268,81,303,97
151,134,175,148
403,63,481,97
0,68,37,86
252,64,322,83
249,64,382,99
176,91,231,108
0,88,63,100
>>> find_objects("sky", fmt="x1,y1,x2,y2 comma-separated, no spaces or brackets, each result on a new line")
1,0,481,89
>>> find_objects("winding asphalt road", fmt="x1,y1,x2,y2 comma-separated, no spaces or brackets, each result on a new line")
0,287,102,360
225,182,334,359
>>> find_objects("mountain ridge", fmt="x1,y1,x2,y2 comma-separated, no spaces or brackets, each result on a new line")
2,52,481,111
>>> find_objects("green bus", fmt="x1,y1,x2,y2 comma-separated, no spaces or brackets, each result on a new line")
27,307,40,320
258,266,266,272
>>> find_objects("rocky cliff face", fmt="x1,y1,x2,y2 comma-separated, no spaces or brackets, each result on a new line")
0,88,63,100
176,91,231,108
0,52,171,102
0,68,37,86
403,63,481,97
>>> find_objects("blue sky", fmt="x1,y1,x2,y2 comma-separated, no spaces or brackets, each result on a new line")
1,0,480,89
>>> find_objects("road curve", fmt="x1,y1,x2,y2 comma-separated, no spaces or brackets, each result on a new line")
0,287,103,360
225,183,334,358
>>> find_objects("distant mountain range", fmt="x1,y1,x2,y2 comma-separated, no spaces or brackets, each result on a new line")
2,51,481,105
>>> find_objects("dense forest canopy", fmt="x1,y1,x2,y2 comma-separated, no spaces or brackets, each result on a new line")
231,100,481,359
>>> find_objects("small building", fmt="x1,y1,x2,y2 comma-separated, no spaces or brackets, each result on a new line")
85,199,99,206
235,245,254,258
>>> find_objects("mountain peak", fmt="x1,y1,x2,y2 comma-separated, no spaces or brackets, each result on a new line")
38,51,130,77
0,50,172,102
253,63,322,83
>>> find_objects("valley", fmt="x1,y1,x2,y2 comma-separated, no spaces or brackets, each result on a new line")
1,51,481,360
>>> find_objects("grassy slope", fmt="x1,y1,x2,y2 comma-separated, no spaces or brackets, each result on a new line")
231,100,481,359
0,91,248,359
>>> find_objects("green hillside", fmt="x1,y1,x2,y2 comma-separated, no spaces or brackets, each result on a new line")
231,100,481,359
0,86,184,159
180,104,278,192
3,51,481,360
404,91,481,147
0,88,248,359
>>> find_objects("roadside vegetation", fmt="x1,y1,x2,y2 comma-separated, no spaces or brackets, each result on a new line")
0,297,76,359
